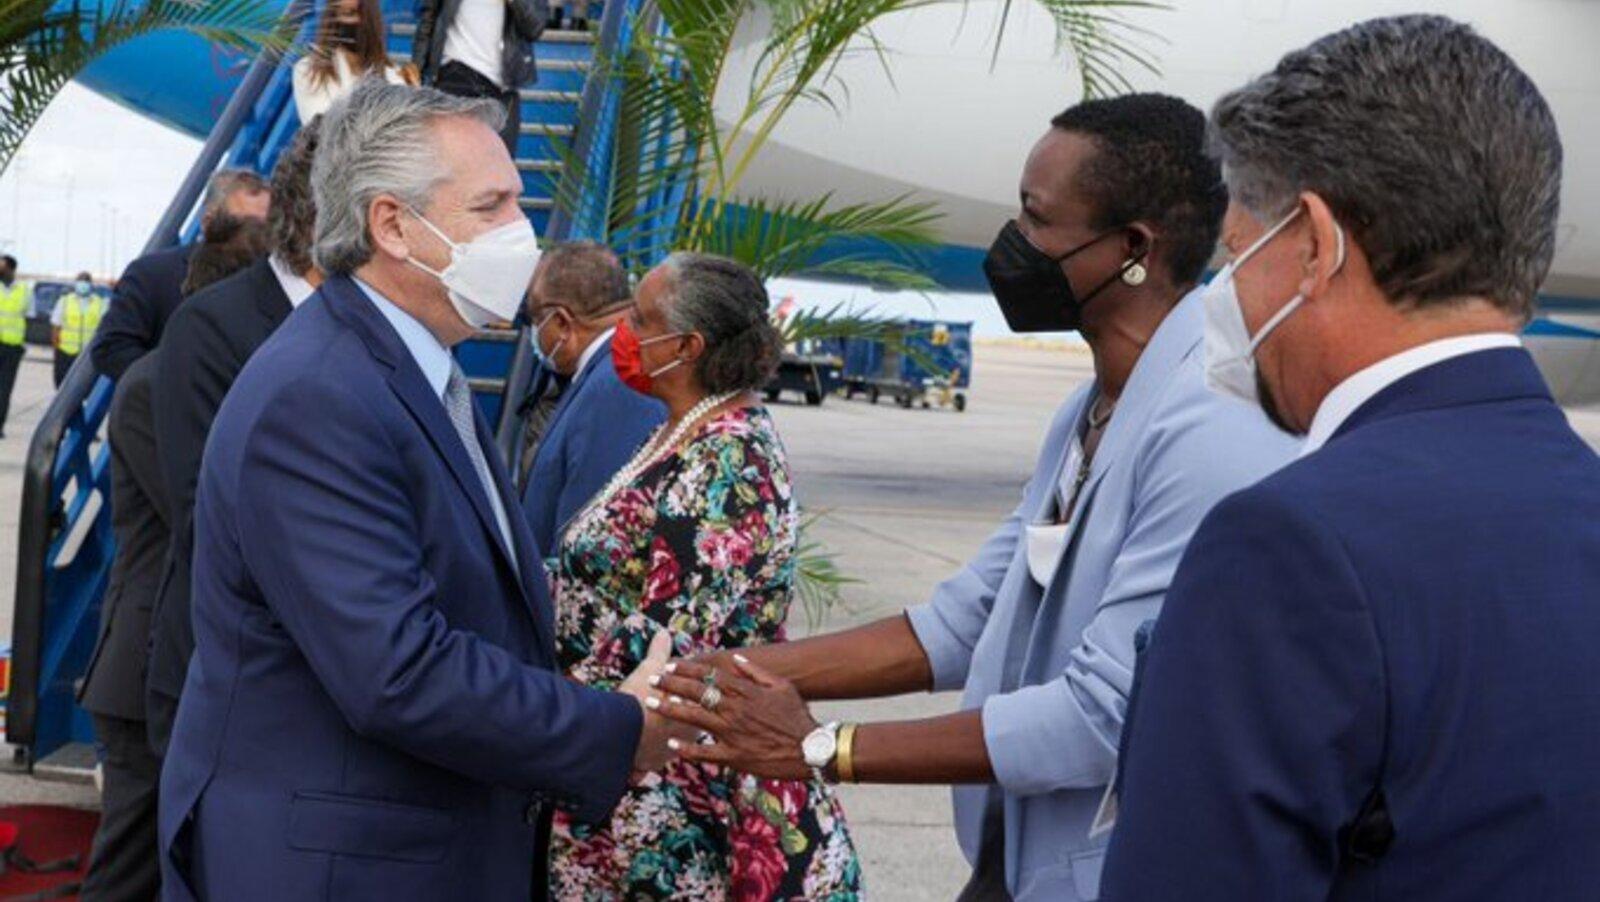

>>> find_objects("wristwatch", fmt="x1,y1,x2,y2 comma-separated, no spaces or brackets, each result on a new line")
801,721,841,782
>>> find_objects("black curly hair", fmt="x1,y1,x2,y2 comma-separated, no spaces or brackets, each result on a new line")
1051,93,1227,286
269,117,322,276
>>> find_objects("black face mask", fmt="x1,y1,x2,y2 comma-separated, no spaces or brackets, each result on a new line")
982,220,1139,333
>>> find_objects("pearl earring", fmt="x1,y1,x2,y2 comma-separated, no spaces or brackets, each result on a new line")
1121,261,1148,286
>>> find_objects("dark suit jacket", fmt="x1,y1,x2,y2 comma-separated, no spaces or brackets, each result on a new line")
78,353,170,721
1101,348,1600,901
144,258,291,751
413,0,547,88
157,276,640,902
92,244,194,379
520,338,665,553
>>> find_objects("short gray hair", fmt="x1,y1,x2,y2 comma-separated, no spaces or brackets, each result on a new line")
1209,15,1562,320
537,241,630,317
312,79,505,275
659,253,782,394
199,167,268,223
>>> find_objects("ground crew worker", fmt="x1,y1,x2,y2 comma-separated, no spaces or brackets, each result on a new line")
0,255,29,436
52,271,105,387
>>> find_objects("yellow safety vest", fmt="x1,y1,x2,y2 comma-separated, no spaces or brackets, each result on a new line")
59,292,105,356
0,283,27,347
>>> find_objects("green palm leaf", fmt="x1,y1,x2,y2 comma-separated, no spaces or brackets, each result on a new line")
0,0,295,173
991,0,1167,98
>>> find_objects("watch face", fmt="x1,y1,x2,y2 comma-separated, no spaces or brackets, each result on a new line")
802,728,837,767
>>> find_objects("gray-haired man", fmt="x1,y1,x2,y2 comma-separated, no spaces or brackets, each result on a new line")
157,82,680,902
92,168,270,379
1102,16,1598,900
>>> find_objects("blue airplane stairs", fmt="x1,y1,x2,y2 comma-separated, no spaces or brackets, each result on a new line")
4,0,653,778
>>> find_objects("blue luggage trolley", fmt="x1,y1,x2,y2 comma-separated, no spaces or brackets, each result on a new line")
841,319,973,411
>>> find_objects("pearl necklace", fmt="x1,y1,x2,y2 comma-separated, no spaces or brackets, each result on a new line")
568,391,741,533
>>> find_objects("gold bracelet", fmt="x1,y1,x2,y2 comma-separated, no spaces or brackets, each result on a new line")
836,723,859,784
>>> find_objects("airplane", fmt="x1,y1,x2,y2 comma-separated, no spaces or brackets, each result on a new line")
63,0,1600,400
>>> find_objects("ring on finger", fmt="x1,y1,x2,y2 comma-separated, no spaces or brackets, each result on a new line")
700,684,724,711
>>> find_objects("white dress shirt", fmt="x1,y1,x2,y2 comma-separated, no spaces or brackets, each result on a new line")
353,278,452,399
573,327,615,381
1302,332,1523,455
268,254,317,308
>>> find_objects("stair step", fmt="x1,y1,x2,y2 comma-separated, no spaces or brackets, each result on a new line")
541,59,591,74
473,327,522,344
389,23,594,45
521,89,583,104
519,197,556,211
521,123,574,138
542,30,597,45
33,742,96,785
516,158,565,173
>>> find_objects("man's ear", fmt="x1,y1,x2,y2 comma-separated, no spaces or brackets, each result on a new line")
1298,192,1346,299
368,195,410,263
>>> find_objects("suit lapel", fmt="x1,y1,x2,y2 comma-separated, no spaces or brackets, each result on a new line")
538,339,611,448
250,258,294,331
1017,289,1208,682
323,277,535,614
474,403,555,650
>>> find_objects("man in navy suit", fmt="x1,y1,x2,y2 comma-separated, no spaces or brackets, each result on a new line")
520,241,665,554
1100,16,1600,901
92,169,270,379
158,82,680,902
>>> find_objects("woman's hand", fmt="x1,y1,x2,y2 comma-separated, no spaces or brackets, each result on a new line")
650,655,820,781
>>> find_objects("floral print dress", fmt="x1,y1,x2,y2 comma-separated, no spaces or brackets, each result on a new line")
548,405,862,901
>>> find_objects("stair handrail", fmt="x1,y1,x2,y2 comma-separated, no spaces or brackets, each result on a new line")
495,0,645,459
6,7,305,759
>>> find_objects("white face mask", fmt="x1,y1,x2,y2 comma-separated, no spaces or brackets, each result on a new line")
1202,206,1345,404
405,209,542,329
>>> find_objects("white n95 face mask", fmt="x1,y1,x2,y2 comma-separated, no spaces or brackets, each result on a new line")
1202,206,1345,404
406,210,542,329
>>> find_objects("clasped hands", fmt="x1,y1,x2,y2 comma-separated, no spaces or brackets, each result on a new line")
616,635,822,782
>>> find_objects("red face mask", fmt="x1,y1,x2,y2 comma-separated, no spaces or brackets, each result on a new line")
612,317,685,395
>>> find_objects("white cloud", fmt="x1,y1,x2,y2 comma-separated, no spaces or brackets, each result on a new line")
0,82,200,280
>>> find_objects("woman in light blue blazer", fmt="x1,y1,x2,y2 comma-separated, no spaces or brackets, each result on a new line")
653,94,1300,901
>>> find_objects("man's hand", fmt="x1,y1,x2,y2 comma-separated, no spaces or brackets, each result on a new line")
652,655,820,781
620,631,695,776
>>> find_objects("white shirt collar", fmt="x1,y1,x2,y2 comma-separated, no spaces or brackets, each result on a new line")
1302,332,1522,456
353,277,454,399
575,326,616,380
268,254,316,308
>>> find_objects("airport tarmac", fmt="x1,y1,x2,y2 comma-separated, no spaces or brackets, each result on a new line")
1,340,1597,899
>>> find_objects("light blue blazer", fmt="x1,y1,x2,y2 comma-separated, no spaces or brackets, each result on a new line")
906,287,1300,900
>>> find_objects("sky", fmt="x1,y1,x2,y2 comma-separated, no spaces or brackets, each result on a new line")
0,83,203,281
0,81,1064,341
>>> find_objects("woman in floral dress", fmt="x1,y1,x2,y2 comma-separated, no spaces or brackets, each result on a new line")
547,253,861,901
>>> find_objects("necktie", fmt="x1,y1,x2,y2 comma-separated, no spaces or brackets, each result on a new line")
444,363,519,578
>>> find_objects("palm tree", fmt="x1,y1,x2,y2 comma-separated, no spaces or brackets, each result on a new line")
555,0,1165,625
0,0,294,174
998,0,1167,98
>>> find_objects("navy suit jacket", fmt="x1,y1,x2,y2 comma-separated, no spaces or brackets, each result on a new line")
1101,348,1600,901
92,243,194,379
520,337,665,555
157,276,642,902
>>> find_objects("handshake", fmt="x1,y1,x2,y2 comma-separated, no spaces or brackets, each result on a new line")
616,632,824,782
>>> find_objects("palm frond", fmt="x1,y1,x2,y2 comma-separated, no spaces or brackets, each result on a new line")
677,192,944,284
990,0,1167,98
793,511,856,632
0,0,294,172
